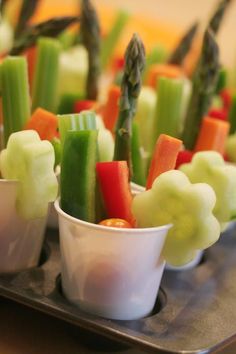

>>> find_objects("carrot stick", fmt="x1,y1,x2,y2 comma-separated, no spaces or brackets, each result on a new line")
146,63,183,89
194,116,230,155
102,85,121,132
24,46,37,91
24,107,58,141
146,134,182,189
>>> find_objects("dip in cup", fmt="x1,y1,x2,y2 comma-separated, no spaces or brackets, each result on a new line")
55,199,171,320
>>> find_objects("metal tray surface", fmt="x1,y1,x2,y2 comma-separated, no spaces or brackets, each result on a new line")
0,227,236,354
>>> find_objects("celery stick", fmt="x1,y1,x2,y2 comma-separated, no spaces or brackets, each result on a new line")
60,130,98,222
58,110,96,147
101,10,130,69
51,137,62,167
1,56,30,146
229,94,236,134
32,37,61,113
131,122,146,186
152,77,184,147
57,93,84,114
143,45,168,80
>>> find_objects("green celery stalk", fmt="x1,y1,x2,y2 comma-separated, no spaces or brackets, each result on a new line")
152,77,184,147
57,93,84,114
229,94,236,134
60,130,98,222
131,121,146,186
58,110,97,147
143,44,168,80
51,137,62,167
1,56,30,146
101,10,130,69
32,37,62,113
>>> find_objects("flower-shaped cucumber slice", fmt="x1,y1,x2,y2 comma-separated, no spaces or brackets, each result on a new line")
0,130,58,219
132,170,220,266
180,151,236,223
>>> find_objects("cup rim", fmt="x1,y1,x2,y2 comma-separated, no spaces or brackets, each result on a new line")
54,198,172,235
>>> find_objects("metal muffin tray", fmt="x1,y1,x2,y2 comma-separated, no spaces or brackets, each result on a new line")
0,226,236,354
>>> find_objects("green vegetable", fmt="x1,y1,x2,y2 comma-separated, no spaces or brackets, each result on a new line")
180,151,236,224
1,56,30,146
168,22,198,65
131,121,146,186
97,128,114,162
32,37,61,113
113,33,145,176
51,137,62,167
60,130,98,222
182,29,219,150
215,66,227,94
57,93,85,114
14,0,40,39
225,133,236,162
0,130,58,219
101,10,130,69
58,110,96,147
143,44,168,80
10,16,79,55
208,0,232,35
229,93,236,134
58,45,88,98
152,77,184,146
132,170,220,266
80,0,101,100
134,86,156,155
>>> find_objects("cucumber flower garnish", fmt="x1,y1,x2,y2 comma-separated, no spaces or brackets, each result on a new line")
180,151,236,224
0,130,58,219
132,170,220,266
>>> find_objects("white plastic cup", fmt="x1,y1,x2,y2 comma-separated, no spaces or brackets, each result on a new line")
55,199,172,320
0,179,47,273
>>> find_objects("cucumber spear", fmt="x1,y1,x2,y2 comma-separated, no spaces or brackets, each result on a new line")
113,33,145,176
80,0,101,100
182,29,219,150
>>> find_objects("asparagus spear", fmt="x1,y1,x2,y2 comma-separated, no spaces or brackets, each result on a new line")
113,33,145,175
208,0,232,34
182,29,219,150
14,0,40,39
168,22,199,65
10,16,79,55
80,0,100,100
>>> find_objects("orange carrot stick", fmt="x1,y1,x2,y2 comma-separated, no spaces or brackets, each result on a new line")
194,116,230,155
24,107,58,141
146,63,183,89
102,85,121,132
146,134,182,189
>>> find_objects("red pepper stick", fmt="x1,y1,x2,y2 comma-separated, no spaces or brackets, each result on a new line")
96,161,135,226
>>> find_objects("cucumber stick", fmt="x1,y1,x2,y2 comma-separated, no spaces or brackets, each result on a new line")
60,130,98,222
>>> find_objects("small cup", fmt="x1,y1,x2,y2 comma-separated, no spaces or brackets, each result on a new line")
0,179,47,273
55,199,171,320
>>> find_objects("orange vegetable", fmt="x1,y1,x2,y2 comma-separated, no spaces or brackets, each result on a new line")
102,85,121,132
194,116,230,155
146,134,182,189
24,46,37,91
99,218,132,228
146,64,183,89
24,107,58,141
